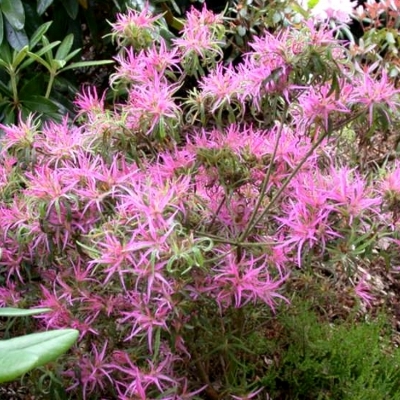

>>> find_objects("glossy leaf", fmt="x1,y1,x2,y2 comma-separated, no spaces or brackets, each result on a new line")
0,0,25,30
55,33,74,61
22,94,59,114
0,329,79,383
37,0,54,16
5,20,28,51
62,0,79,20
29,21,52,49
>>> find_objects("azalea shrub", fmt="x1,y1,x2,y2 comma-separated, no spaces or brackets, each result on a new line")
0,1,400,399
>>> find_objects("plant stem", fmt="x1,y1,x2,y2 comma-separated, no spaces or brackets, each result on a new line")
45,72,56,99
239,103,289,243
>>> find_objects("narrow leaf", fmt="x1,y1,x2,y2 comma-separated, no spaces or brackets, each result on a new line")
0,307,51,317
60,59,113,72
55,33,73,61
12,45,28,69
29,21,52,49
26,51,51,71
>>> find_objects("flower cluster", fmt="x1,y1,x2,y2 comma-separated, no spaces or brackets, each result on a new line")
0,3,399,399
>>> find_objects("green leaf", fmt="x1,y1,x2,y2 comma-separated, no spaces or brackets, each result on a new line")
0,39,11,63
63,47,81,63
0,12,4,46
0,0,25,30
26,51,51,71
0,79,11,96
0,351,38,382
5,20,28,51
55,33,74,61
22,94,59,114
12,45,28,69
308,0,319,8
19,73,45,98
60,59,113,72
0,329,79,383
29,21,52,49
36,0,54,16
62,0,79,20
0,307,52,317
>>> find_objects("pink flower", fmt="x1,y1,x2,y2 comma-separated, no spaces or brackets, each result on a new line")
296,81,350,129
354,275,375,307
172,5,225,75
0,113,39,155
74,86,106,122
112,41,181,86
120,292,171,353
111,4,161,49
277,200,340,266
324,166,381,223
68,341,113,400
127,76,181,137
211,250,288,310
350,66,400,125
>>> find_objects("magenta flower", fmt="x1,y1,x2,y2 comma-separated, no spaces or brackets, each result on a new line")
211,250,288,310
324,166,381,223
277,200,340,267
112,41,181,86
296,81,350,129
351,67,400,125
127,76,181,137
111,4,161,49
354,275,375,308
0,113,39,154
199,63,242,113
68,341,113,400
120,292,171,353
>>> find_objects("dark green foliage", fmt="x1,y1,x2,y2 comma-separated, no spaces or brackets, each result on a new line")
262,300,400,400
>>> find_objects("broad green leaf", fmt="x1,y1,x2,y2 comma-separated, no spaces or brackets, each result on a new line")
0,351,38,383
37,0,54,16
29,21,52,49
19,73,45,98
5,20,28,51
61,59,113,72
0,329,79,383
0,0,25,30
55,33,74,62
62,0,79,20
0,12,3,46
22,95,59,114
0,307,52,317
